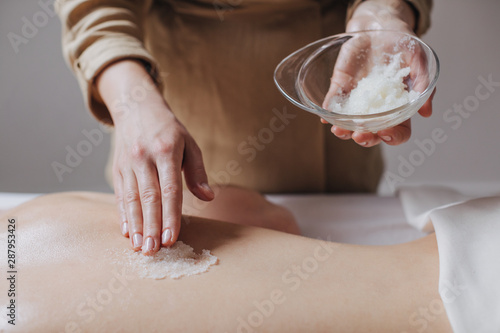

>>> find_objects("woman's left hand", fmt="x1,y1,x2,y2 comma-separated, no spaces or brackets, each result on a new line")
322,0,436,147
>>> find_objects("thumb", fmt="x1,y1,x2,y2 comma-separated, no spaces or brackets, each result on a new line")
182,138,214,201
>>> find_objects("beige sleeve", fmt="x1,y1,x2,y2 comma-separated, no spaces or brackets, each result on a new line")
347,0,433,36
55,0,161,124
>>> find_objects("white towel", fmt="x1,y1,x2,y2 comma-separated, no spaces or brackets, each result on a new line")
399,186,500,332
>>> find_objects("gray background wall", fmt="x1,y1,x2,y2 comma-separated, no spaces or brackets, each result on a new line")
1,0,499,195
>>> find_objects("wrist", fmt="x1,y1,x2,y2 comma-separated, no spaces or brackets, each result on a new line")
96,59,168,124
348,0,416,34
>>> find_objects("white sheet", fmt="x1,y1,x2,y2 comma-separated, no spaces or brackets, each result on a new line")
399,186,500,333
0,192,40,211
267,194,426,245
398,186,469,232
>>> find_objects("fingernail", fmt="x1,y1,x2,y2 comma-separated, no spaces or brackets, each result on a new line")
359,142,368,146
201,182,214,194
338,134,347,139
381,136,392,142
121,222,128,236
162,229,172,245
132,233,143,248
142,237,155,254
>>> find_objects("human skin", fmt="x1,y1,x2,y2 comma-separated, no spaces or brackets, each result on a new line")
96,59,215,256
93,0,429,256
323,0,436,147
0,192,451,332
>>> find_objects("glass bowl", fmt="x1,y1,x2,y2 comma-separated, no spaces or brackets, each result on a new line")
274,30,439,133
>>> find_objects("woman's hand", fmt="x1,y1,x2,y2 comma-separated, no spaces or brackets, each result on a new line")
96,60,214,255
322,0,436,147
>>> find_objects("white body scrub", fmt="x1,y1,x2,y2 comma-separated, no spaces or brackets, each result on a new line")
329,53,419,115
110,241,218,279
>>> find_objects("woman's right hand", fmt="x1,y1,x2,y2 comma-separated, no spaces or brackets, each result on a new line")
96,60,214,255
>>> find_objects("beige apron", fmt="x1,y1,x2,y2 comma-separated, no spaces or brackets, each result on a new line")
109,0,383,193
59,0,433,193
